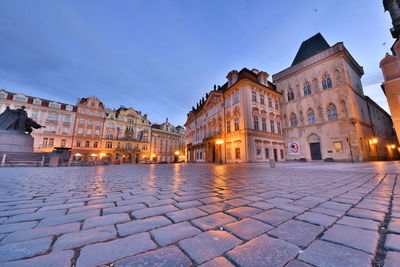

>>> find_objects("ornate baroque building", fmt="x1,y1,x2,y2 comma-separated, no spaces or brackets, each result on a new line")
273,33,398,161
0,90,76,152
185,68,284,163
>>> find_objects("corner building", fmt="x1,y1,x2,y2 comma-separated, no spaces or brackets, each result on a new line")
273,33,398,161
185,68,284,163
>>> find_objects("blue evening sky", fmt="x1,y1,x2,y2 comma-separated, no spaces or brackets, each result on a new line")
0,0,394,126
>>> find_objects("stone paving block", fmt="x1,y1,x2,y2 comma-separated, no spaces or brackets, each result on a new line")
1,222,80,244
166,207,207,223
67,203,115,214
388,218,400,234
5,210,66,223
54,225,116,250
322,224,379,254
275,203,308,213
0,250,74,267
225,206,262,219
179,230,242,264
384,233,400,251
0,221,38,234
226,234,300,267
87,197,121,205
248,201,276,210
0,236,52,262
191,212,236,230
337,216,380,231
268,219,323,247
224,217,273,240
146,199,176,207
285,260,312,267
199,197,224,204
76,232,156,267
296,211,336,227
151,222,201,246
265,197,292,205
299,240,372,267
355,202,389,213
311,207,346,217
291,200,318,208
102,203,146,215
223,198,251,207
114,246,192,267
199,202,232,213
38,202,83,212
199,257,235,267
252,208,295,226
175,200,202,209
0,208,37,217
318,201,352,211
117,216,171,236
242,195,264,202
347,208,385,222
131,205,179,219
82,213,130,229
384,251,400,267
38,210,99,228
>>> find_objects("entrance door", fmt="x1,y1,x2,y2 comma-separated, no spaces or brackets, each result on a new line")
310,143,322,160
273,149,278,161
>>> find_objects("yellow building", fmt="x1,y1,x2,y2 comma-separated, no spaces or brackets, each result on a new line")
185,68,284,163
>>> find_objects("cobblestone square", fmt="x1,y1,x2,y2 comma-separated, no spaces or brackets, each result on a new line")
0,161,399,266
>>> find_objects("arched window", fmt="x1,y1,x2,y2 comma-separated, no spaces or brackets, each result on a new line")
327,103,338,121
303,81,312,96
287,89,295,101
307,109,316,125
322,73,332,89
290,113,298,127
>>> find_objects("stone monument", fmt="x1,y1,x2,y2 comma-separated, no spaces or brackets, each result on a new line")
0,106,43,152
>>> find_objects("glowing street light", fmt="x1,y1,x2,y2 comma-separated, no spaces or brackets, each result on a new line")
391,144,396,149
175,151,180,156
91,153,98,157
371,138,378,144
215,139,224,145
74,153,82,157
215,139,224,164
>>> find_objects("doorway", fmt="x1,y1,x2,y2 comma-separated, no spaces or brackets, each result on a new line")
273,149,278,161
310,143,322,160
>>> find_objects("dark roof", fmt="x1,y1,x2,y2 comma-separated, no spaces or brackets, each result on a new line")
291,33,331,66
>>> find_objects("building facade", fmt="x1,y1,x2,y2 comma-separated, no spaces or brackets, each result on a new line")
150,119,186,163
185,68,284,163
273,33,398,162
0,90,76,152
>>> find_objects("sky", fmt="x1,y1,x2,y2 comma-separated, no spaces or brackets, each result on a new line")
0,0,395,126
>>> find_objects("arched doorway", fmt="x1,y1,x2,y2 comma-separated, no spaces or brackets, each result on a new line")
308,134,322,160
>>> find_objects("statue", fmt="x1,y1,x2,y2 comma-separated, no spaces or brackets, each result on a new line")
0,106,44,134
384,0,400,39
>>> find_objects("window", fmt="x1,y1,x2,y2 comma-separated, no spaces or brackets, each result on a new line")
235,147,241,159
62,127,69,134
88,120,93,125
93,141,98,148
270,120,275,133
322,73,333,89
253,116,259,130
76,140,81,147
79,118,85,125
252,91,257,102
96,121,101,127
95,130,100,136
78,128,83,134
260,95,265,105
280,149,284,159
142,145,147,150
33,99,41,105
126,143,132,149
265,148,270,159
80,110,86,114
47,113,59,121
225,97,231,108
42,138,48,147
85,141,90,147
90,111,95,116
226,120,231,133
234,117,240,131
303,81,312,96
49,138,54,146
256,148,262,158
290,113,298,127
66,106,73,111
232,93,239,104
86,129,92,135
61,139,66,147
307,109,316,125
49,103,61,109
262,118,267,131
334,141,343,152
277,121,281,134
106,141,113,148
14,96,27,102
31,110,39,119
268,98,273,107
0,93,6,99
64,115,71,123
275,100,279,110
327,103,338,121
287,89,295,101
44,125,56,133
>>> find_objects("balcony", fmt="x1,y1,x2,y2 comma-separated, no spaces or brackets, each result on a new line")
203,131,221,142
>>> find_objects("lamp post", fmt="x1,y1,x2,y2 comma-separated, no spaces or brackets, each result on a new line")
174,150,180,163
215,139,224,164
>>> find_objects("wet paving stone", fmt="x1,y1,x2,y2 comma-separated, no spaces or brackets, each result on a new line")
191,212,236,230
224,217,273,240
252,208,295,226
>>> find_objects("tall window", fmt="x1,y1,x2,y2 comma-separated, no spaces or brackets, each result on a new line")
225,97,231,108
235,147,241,159
260,95,265,105
232,93,239,104
106,141,113,148
277,121,281,134
262,118,267,131
252,91,257,102
76,140,81,147
42,138,48,147
290,113,297,127
85,141,90,147
307,109,316,125
275,100,279,110
234,117,240,131
226,120,231,133
268,97,273,107
270,120,275,133
322,73,333,89
303,81,312,96
49,138,54,146
94,141,98,148
61,139,66,147
287,89,295,101
327,103,338,121
253,116,259,130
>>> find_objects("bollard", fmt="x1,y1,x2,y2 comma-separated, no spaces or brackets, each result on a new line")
269,158,276,168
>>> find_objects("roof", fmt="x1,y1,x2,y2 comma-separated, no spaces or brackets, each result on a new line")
291,33,331,66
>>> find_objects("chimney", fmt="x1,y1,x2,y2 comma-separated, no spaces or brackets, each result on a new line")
257,71,269,86
226,70,238,87
252,68,260,74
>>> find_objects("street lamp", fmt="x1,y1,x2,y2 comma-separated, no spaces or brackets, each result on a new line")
175,151,180,156
215,139,224,164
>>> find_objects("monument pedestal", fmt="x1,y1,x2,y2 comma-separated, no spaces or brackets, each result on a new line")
0,130,34,153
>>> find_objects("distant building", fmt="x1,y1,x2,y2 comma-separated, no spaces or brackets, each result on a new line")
273,33,398,161
150,119,186,163
185,68,284,163
0,89,76,152
102,106,151,163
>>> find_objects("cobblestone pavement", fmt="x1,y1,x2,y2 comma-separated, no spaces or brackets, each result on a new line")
0,162,399,266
